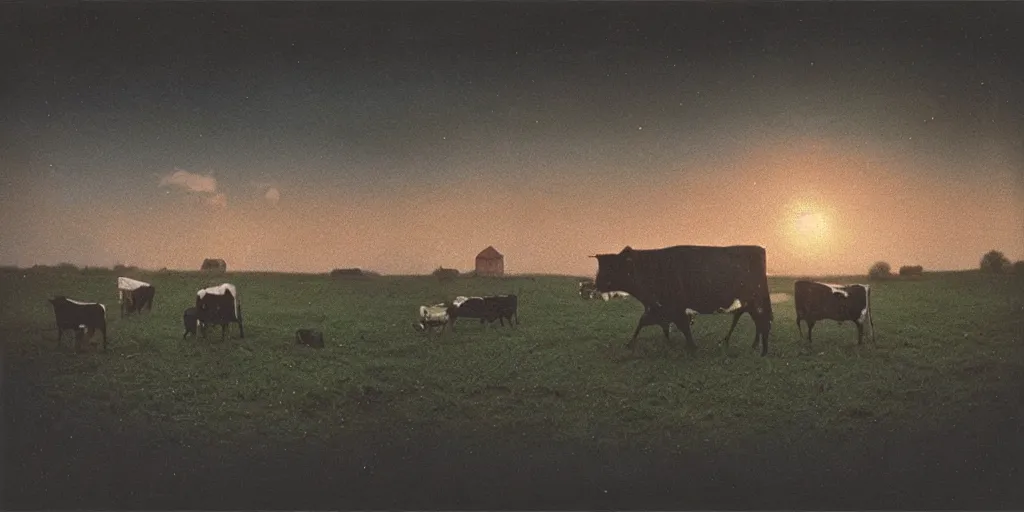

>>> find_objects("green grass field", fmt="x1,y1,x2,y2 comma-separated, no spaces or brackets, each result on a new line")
3,267,1021,456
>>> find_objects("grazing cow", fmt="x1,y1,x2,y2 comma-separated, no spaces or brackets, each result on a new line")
295,329,325,348
182,307,198,339
117,276,155,318
794,280,875,344
48,296,108,351
414,303,451,334
592,245,773,355
195,283,245,341
491,294,519,326
448,295,518,331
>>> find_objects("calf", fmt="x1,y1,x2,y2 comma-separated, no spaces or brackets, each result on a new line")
195,283,245,341
48,296,108,351
415,303,451,334
794,280,875,344
182,307,199,339
295,329,325,348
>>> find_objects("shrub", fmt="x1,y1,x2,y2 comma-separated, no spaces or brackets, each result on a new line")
331,268,364,278
432,267,459,282
898,265,924,277
1013,260,1024,275
979,250,1010,274
868,261,891,280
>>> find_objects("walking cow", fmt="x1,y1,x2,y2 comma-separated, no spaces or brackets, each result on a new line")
591,245,773,355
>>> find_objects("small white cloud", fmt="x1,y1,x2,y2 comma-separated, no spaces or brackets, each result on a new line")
207,192,228,208
264,187,281,204
159,169,217,194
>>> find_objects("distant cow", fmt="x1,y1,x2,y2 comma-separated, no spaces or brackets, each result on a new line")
448,294,519,331
794,280,875,345
295,329,325,348
415,303,451,334
592,245,773,355
48,296,108,351
117,276,155,318
195,283,245,341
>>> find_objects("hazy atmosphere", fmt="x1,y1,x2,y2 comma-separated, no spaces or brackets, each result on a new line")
2,2,1021,276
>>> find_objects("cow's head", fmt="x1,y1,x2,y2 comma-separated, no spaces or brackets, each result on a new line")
590,246,636,292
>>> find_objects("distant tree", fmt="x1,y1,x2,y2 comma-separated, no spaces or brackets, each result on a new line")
868,261,892,280
1013,260,1024,275
979,250,1011,274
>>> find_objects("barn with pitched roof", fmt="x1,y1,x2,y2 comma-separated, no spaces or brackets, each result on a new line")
474,246,504,277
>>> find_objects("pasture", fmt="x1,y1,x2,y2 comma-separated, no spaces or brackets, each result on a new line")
3,268,1023,509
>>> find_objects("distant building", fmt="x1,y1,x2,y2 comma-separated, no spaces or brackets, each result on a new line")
200,258,227,273
474,246,504,276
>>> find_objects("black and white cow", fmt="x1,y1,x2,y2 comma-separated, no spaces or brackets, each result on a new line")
592,245,773,355
48,296,108,351
117,276,155,318
414,303,451,334
794,280,875,344
195,283,244,341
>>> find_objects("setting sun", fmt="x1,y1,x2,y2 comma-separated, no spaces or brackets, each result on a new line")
784,200,833,253
795,211,827,238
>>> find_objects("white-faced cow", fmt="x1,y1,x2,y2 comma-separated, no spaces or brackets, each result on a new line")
794,280,875,345
414,303,451,334
117,276,155,318
48,296,108,351
591,245,773,355
195,283,244,341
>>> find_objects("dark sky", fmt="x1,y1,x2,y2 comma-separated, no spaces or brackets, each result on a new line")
2,1,1022,275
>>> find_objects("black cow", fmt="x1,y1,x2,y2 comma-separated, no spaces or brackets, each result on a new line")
48,296,108,351
182,307,198,339
592,245,773,356
794,280,875,344
448,295,518,331
195,283,245,341
118,276,156,318
491,294,519,326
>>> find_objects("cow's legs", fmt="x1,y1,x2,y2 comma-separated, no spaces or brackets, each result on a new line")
55,326,63,347
856,321,864,345
722,310,744,346
101,326,107,352
674,314,698,353
751,311,771,356
796,315,804,339
627,316,648,349
221,324,227,342
806,320,816,344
